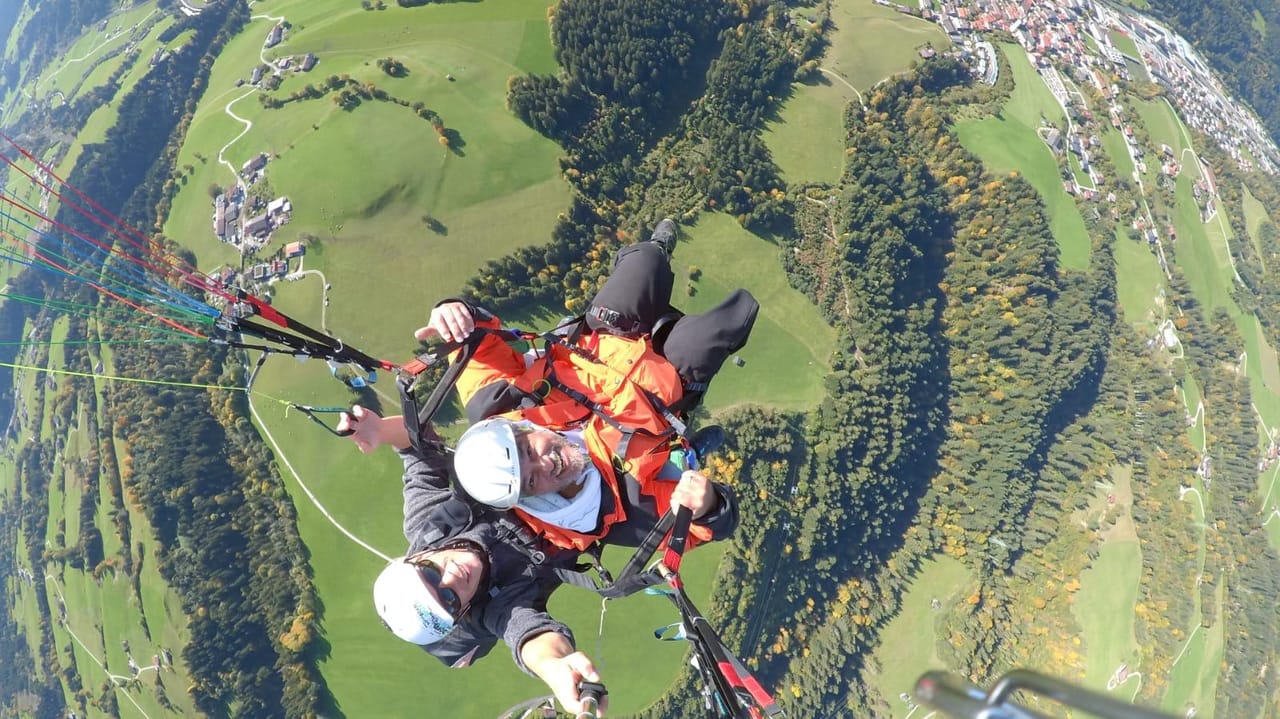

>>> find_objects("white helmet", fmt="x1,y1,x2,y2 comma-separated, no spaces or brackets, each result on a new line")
373,559,457,645
454,417,522,509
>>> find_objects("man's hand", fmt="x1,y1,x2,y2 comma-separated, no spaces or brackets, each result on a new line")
415,301,475,344
672,470,718,520
521,633,607,716
337,405,411,453
546,652,607,716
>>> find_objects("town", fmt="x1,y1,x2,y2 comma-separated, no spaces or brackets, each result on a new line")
900,0,1280,176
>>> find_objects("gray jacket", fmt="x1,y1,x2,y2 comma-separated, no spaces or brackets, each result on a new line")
398,443,573,673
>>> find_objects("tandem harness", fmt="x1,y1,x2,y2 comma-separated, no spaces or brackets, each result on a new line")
393,321,694,599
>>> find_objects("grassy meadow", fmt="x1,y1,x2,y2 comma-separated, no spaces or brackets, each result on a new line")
868,556,972,719
1113,228,1168,330
1074,466,1141,693
954,44,1090,271
1241,185,1270,259
764,0,949,187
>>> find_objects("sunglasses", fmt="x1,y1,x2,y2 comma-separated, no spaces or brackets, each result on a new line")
407,555,464,619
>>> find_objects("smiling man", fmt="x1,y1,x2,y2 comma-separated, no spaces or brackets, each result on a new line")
434,219,754,553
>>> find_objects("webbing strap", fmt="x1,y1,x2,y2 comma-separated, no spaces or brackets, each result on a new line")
397,331,489,454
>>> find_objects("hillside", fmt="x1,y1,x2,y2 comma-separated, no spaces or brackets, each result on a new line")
3,0,1280,718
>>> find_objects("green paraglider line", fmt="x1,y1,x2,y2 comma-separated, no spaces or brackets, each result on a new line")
0,357,296,408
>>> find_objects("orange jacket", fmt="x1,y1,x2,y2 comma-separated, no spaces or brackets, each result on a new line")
456,316,714,552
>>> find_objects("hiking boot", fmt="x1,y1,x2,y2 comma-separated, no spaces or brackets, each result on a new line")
689,424,726,463
649,217,678,256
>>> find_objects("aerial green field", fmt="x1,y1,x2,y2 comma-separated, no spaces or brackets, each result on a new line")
1168,174,1235,314
869,555,971,718
764,0,948,187
676,211,836,411
1161,576,1225,717
1076,544,1142,694
1241,184,1270,261
1113,229,1168,330
955,44,1090,271
822,0,950,91
1108,30,1140,62
1074,475,1141,694
764,77,852,187
1102,125,1136,183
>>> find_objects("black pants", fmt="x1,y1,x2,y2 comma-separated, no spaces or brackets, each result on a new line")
585,243,758,403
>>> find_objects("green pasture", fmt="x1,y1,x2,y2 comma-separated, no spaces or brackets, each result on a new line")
166,0,572,352
1101,126,1136,183
870,555,971,718
1238,316,1280,427
1108,31,1140,63
1131,99,1183,177
1242,185,1269,262
1181,374,1205,451
955,45,1089,271
1161,576,1224,717
764,0,948,185
13,570,46,678
1168,174,1235,315
1264,465,1280,546
764,77,852,186
672,212,835,411
1074,538,1141,692
822,0,950,91
1113,229,1167,330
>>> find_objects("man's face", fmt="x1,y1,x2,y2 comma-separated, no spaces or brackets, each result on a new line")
516,428,588,498
413,544,485,608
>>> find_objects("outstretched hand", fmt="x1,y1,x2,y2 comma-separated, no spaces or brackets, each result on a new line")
337,405,386,454
415,301,474,344
546,652,607,716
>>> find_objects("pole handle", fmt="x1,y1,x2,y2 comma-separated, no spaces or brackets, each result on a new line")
575,680,608,719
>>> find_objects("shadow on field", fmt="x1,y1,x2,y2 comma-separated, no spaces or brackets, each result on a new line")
311,597,347,718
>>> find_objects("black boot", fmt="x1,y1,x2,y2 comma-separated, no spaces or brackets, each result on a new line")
649,217,677,256
689,425,726,463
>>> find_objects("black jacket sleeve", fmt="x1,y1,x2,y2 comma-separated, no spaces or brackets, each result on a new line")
695,481,740,541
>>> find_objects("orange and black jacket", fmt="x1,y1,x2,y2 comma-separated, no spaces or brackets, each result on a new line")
453,305,738,553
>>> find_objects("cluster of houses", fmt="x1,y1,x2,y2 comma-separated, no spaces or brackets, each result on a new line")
913,0,1280,175
207,241,307,292
211,152,294,253
240,20,318,87
248,52,317,87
